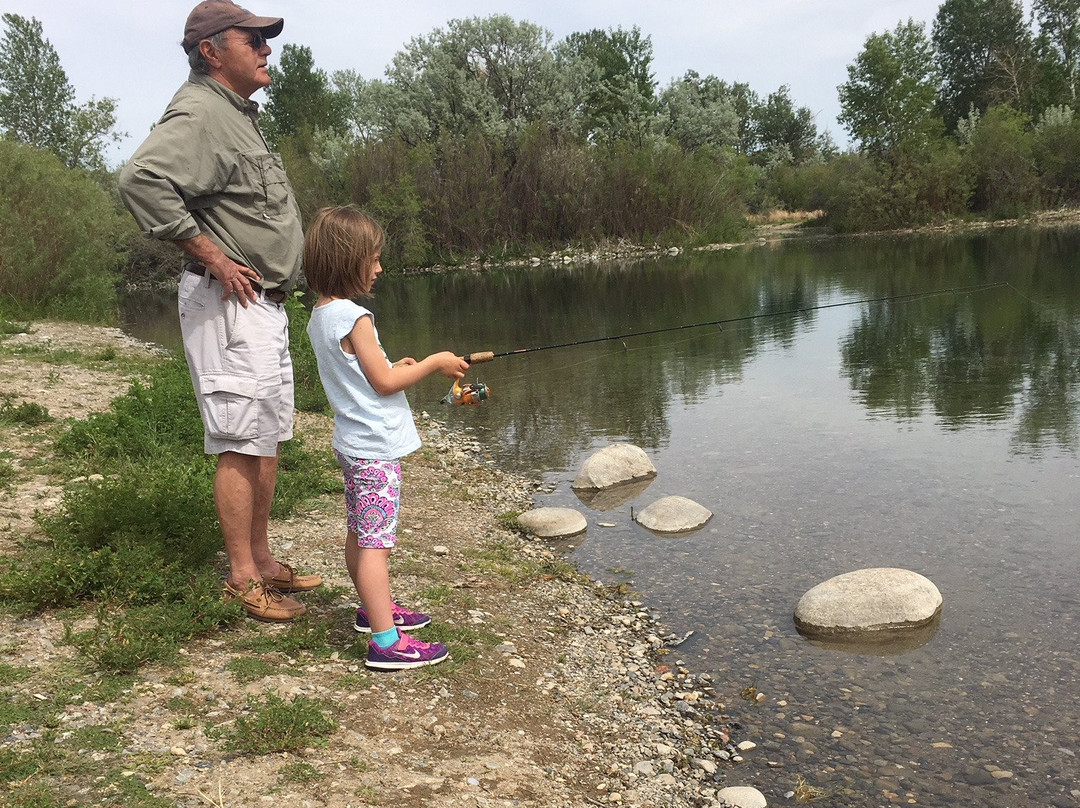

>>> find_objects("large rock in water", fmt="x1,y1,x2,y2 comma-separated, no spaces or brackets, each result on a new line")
634,496,712,534
572,444,657,490
794,568,943,639
515,507,587,538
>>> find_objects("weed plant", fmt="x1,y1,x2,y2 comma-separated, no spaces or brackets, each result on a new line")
212,693,336,755
0,396,52,426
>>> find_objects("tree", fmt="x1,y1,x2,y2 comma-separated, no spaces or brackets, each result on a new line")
657,71,739,152
262,44,349,147
838,19,942,157
555,26,657,144
0,13,123,170
933,0,1037,127
1032,0,1080,102
752,85,818,165
379,15,556,148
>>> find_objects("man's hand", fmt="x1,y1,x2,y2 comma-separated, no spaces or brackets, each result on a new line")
205,255,260,306
175,234,261,307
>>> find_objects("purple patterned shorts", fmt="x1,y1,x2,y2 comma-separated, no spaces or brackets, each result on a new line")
334,451,401,549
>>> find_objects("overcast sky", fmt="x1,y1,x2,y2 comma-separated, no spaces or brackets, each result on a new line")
5,0,958,164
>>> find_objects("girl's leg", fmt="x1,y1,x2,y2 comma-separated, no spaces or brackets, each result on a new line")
351,544,394,634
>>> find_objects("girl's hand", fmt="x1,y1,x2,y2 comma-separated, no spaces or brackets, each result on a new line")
393,357,417,367
434,351,470,379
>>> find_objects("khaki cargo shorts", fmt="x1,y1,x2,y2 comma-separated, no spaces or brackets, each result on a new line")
178,269,294,457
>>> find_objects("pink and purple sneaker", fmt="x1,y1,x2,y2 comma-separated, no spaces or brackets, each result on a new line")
354,602,431,633
365,633,449,670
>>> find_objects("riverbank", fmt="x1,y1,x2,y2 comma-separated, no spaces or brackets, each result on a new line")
0,322,764,808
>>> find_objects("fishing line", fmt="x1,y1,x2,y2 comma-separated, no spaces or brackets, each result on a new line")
463,281,1008,365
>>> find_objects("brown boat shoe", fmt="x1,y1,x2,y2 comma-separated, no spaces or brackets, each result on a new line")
263,561,323,593
223,579,306,622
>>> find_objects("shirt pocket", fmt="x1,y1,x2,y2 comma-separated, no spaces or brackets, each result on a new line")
238,150,291,218
198,372,260,440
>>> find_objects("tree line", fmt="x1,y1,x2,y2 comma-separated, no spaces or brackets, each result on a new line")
4,2,1080,318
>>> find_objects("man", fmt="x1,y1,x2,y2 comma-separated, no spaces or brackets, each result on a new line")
119,0,321,621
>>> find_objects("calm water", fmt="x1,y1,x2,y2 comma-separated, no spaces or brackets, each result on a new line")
124,227,1080,806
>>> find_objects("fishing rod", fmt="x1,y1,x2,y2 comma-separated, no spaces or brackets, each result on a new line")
461,281,1008,365
442,280,1006,405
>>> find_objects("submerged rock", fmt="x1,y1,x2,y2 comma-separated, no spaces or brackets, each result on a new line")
573,476,655,511
634,496,712,534
515,507,587,538
794,567,943,640
572,444,657,491
716,785,768,808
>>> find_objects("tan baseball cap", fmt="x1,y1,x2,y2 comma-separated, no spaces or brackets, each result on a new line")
182,0,284,53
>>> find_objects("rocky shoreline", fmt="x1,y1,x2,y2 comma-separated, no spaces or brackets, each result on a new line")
0,322,767,808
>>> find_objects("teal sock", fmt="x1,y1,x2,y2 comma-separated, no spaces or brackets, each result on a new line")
372,627,400,649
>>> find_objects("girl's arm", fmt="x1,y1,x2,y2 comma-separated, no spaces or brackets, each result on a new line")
346,315,468,396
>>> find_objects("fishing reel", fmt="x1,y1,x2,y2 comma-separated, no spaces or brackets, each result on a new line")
441,378,490,406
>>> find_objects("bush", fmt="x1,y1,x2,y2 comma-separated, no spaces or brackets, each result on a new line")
965,104,1038,219
0,140,128,321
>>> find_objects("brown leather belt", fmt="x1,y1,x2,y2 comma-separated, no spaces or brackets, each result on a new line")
185,263,288,304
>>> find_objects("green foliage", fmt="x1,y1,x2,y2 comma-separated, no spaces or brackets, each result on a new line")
0,14,123,170
63,585,236,673
56,356,202,461
0,396,51,426
839,19,943,157
557,26,657,145
0,353,331,673
263,44,351,149
1033,105,1080,205
213,693,336,755
933,0,1036,127
823,143,972,232
0,139,126,321
965,104,1039,217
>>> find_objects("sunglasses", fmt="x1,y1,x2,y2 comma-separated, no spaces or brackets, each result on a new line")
244,31,267,50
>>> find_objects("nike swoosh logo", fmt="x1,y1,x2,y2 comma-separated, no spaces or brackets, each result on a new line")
398,650,422,659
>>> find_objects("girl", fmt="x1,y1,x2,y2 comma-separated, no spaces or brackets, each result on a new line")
303,206,469,670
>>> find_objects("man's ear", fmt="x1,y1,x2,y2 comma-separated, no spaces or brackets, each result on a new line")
199,39,224,69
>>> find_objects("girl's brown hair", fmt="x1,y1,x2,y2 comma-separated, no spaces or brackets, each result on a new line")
302,206,385,299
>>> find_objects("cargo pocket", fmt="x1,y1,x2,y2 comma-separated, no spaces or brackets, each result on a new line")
198,373,260,440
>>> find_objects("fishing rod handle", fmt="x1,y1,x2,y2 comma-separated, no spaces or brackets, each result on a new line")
464,351,494,364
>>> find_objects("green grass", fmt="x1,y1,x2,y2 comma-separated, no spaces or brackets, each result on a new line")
211,693,337,755
279,761,324,784
0,353,337,675
225,655,275,683
0,663,30,686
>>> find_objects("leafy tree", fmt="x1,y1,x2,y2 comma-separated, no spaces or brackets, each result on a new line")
657,71,739,152
838,19,943,157
1032,0,1080,102
752,85,818,165
378,15,556,148
933,0,1037,127
555,26,657,145
262,44,350,148
0,13,123,170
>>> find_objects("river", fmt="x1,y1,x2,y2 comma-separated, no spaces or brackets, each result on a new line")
124,225,1080,807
